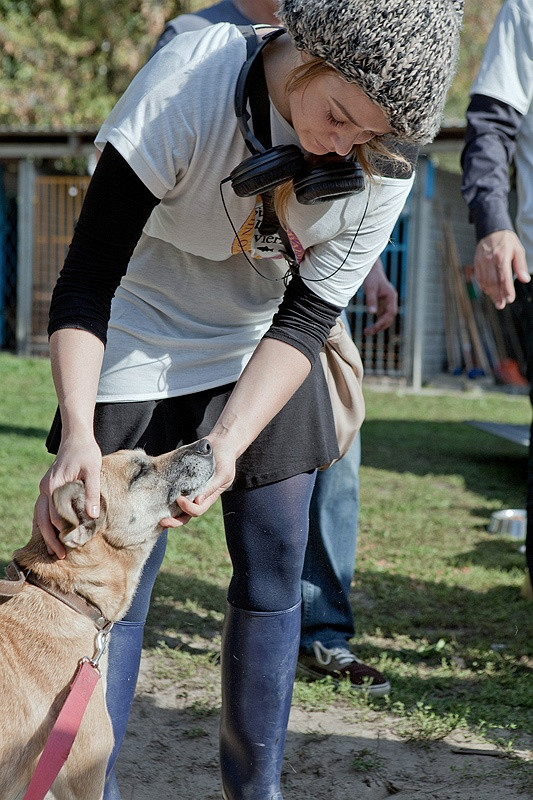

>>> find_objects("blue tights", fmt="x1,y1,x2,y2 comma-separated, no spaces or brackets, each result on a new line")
104,471,316,797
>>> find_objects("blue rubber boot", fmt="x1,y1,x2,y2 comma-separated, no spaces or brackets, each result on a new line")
220,601,301,800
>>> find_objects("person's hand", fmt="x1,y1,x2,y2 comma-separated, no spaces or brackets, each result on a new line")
33,434,102,559
160,436,236,528
474,229,530,309
362,258,398,335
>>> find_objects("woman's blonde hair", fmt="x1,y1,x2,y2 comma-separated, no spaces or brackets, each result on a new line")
274,57,405,226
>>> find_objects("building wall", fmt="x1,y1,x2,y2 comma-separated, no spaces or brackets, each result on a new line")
429,165,476,382
405,159,478,387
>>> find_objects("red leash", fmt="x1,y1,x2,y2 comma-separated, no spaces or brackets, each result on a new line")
23,625,112,800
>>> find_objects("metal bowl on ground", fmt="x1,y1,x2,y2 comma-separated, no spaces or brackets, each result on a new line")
487,509,526,540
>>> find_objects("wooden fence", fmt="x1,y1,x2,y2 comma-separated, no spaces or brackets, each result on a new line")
31,175,89,354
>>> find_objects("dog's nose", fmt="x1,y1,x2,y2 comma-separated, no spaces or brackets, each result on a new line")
196,439,212,456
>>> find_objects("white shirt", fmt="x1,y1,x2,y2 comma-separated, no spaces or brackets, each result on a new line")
95,23,413,401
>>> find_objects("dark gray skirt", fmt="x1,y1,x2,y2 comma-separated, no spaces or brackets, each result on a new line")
46,359,338,489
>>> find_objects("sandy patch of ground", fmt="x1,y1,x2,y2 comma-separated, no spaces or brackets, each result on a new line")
115,651,532,800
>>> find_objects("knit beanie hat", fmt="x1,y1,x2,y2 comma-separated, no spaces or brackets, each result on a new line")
277,0,463,144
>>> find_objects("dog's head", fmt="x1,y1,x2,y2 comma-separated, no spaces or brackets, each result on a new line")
53,439,215,550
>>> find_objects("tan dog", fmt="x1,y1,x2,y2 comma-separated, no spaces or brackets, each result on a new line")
0,440,214,800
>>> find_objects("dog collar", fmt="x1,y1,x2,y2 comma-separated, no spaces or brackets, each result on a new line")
0,560,111,630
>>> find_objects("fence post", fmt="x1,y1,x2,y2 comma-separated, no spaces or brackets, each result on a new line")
405,156,434,390
16,158,36,356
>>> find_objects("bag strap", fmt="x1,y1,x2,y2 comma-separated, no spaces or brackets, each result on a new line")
236,26,297,258
237,25,273,150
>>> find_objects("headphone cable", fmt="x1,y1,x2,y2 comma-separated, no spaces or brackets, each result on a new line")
219,177,371,285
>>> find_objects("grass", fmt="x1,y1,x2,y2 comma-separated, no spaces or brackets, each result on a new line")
0,352,532,756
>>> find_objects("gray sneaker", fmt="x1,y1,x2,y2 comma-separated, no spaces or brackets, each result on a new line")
297,640,390,696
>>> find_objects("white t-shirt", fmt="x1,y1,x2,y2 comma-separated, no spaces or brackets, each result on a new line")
95,23,413,401
472,0,533,272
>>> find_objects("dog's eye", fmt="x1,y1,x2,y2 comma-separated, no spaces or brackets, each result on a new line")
130,461,150,485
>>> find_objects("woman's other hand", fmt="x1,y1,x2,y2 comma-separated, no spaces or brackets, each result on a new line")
161,337,313,528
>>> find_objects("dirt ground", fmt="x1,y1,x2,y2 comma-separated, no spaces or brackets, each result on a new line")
114,651,532,800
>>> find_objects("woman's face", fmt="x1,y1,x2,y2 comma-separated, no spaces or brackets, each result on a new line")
288,72,392,157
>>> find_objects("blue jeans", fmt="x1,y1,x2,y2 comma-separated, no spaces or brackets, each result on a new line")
300,432,360,653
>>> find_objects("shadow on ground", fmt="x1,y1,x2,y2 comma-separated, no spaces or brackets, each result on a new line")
116,687,532,800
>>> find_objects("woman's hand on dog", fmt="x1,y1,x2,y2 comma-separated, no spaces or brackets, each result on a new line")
160,437,236,527
34,433,103,559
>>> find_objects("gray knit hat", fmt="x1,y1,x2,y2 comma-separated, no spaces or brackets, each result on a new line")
277,0,463,144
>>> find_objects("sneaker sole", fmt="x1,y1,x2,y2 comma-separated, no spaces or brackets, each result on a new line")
296,661,391,696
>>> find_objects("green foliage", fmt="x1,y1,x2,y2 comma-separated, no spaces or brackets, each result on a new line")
394,701,463,743
351,747,384,772
0,354,56,555
0,0,506,130
0,0,188,129
444,0,505,123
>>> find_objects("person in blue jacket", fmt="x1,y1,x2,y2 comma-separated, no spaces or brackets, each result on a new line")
461,0,533,599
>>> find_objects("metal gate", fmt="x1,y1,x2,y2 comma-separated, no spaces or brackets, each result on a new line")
0,166,17,350
345,204,410,378
31,175,90,354
21,173,410,368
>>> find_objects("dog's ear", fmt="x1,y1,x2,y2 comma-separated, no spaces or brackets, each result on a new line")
52,481,107,548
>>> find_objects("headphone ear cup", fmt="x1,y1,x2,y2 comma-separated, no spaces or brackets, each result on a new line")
230,145,306,197
294,159,365,205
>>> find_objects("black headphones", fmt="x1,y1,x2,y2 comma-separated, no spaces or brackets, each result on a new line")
229,27,365,206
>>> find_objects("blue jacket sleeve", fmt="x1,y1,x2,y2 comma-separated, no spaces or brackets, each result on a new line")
150,23,181,58
461,93,524,242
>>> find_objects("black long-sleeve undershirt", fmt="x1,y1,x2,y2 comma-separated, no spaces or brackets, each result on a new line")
48,143,341,362
264,276,341,364
48,143,161,344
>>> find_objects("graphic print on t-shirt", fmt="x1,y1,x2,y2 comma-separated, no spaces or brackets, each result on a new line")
231,194,304,263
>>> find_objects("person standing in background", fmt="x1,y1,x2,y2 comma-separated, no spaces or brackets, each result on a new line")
461,0,533,599
152,0,397,695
